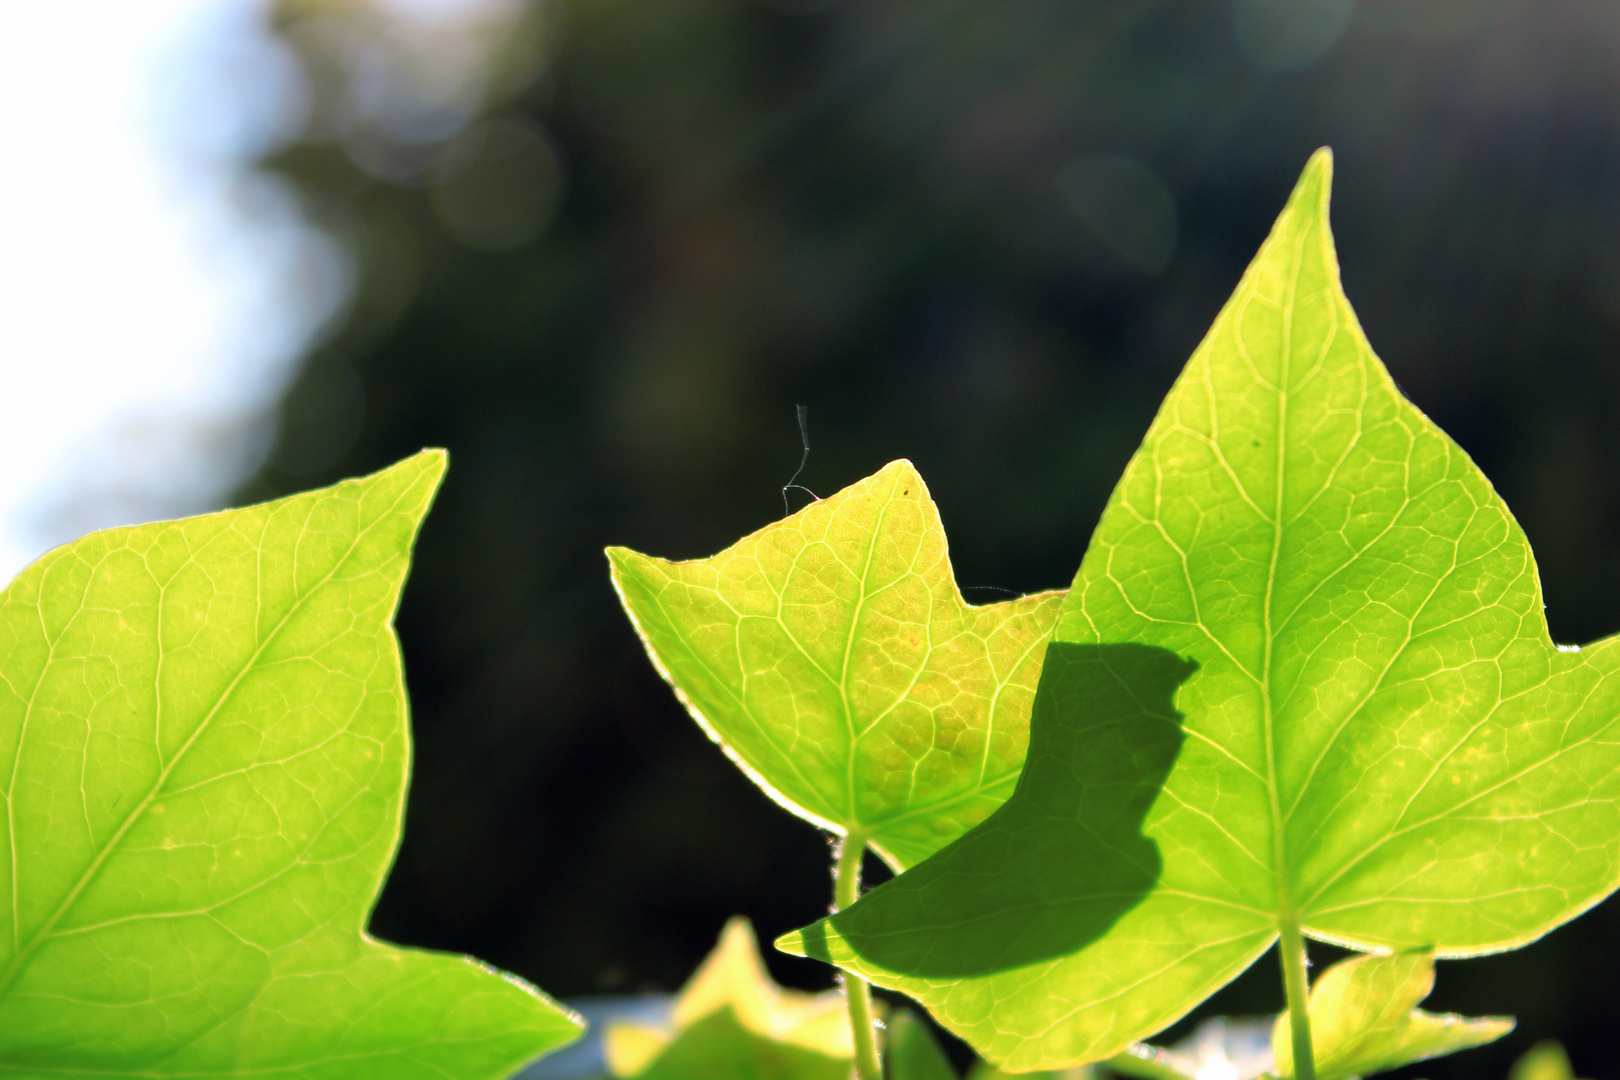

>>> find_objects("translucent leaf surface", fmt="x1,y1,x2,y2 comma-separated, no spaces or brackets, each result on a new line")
0,453,581,1078
609,462,1063,867
783,150,1620,1069
604,918,850,1080
1271,952,1510,1080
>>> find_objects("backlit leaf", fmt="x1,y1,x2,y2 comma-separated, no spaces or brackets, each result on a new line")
782,150,1620,1069
1271,951,1510,1080
604,917,850,1080
0,453,581,1078
608,462,1063,867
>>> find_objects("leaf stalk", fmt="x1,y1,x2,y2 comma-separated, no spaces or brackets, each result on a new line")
1279,917,1317,1080
834,833,884,1080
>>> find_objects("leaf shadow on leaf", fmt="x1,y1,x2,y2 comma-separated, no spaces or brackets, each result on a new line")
798,642,1196,977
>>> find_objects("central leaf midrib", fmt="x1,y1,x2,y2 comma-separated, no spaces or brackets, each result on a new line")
0,490,404,1004
838,467,901,826
1261,222,1310,934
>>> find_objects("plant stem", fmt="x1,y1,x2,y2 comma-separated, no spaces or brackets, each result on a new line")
834,833,883,1080
1278,917,1316,1080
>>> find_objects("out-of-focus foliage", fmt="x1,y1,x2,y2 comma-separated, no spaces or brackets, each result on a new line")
887,1011,959,1080
602,918,851,1080
1509,1041,1590,1080
249,1,1620,1076
1111,1018,1274,1080
967,1062,1093,1080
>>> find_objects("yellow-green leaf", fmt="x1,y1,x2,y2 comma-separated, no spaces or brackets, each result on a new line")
609,461,1063,868
1509,1042,1588,1080
0,453,581,1078
605,917,852,1080
1272,952,1510,1080
782,149,1620,1070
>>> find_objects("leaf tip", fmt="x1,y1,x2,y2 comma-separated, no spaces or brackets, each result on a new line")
772,927,813,959
605,546,664,594
327,449,450,540
1288,146,1335,221
877,457,928,497
390,446,450,489
362,448,450,516
415,445,450,471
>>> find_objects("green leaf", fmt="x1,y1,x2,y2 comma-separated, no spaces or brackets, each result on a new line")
886,1010,957,1080
1271,951,1510,1080
1509,1042,1587,1080
782,149,1620,1069
604,917,851,1080
0,453,581,1078
967,1062,1093,1080
616,1009,850,1080
608,461,1063,868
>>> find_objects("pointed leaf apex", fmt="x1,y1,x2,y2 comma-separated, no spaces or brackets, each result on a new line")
1275,148,1335,237
348,447,449,522
413,445,449,471
773,929,808,957
604,544,644,570
379,446,449,490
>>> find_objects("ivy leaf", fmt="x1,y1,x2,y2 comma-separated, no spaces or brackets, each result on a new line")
604,918,851,1080
608,462,1063,868
0,453,581,1078
782,149,1620,1069
1271,951,1510,1080
887,1010,958,1080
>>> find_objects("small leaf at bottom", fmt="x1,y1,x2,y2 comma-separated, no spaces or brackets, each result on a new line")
1509,1042,1588,1080
605,918,853,1080
1272,951,1511,1080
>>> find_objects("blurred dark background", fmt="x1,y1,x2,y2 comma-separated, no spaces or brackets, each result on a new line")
242,0,1620,1074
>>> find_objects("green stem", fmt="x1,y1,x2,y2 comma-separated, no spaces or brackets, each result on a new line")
834,833,883,1080
1278,917,1316,1080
